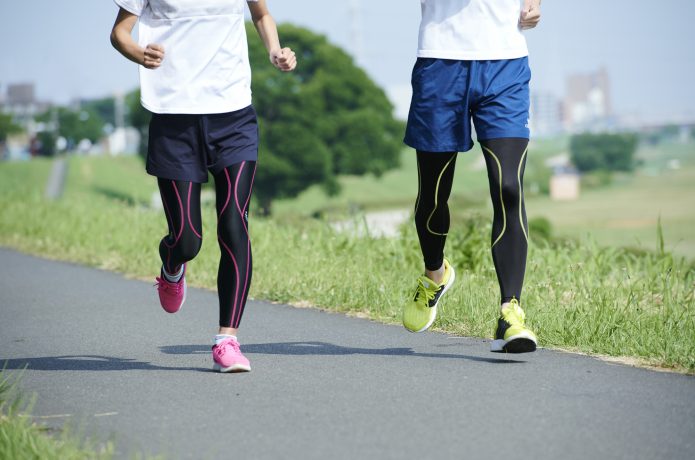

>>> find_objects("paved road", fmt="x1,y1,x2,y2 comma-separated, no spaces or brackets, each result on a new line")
1,248,694,459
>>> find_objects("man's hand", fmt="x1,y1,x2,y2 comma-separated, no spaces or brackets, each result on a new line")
270,47,297,72
520,0,542,30
143,43,165,69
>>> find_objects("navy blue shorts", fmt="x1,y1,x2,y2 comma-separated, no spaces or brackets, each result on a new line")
147,105,259,183
404,57,531,153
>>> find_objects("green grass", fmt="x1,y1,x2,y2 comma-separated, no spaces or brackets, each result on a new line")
526,165,695,258
273,145,492,217
1,154,694,372
273,137,568,217
0,370,114,459
525,140,695,258
276,138,695,259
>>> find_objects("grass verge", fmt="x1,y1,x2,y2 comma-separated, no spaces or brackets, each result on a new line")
0,369,114,459
1,155,694,372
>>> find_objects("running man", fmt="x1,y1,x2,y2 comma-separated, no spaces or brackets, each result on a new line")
110,0,296,371
402,0,541,353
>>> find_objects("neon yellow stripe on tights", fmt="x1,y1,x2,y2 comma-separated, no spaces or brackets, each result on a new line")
482,145,506,247
426,156,456,236
517,147,529,243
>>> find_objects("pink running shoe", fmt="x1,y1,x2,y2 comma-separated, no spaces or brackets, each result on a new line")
212,338,251,373
155,264,186,314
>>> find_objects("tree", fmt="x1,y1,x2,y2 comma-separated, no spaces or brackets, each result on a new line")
0,113,22,143
0,113,22,159
125,89,150,156
81,96,117,127
36,107,105,149
570,133,638,173
247,23,402,213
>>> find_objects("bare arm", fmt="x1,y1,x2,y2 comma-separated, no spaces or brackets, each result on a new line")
110,7,164,69
247,0,297,72
520,0,542,30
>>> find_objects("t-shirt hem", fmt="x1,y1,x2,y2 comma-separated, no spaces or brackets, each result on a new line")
141,98,253,115
113,0,142,16
417,49,529,61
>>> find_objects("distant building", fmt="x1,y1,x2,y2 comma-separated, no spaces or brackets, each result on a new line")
7,83,35,106
530,92,564,138
550,172,580,201
545,153,580,201
564,68,612,132
104,127,140,156
1,82,51,127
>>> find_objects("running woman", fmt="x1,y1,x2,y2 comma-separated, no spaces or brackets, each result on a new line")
402,0,541,353
110,0,296,372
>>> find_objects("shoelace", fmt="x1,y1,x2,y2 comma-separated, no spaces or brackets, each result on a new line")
155,276,182,295
215,339,240,355
505,299,525,324
415,277,437,305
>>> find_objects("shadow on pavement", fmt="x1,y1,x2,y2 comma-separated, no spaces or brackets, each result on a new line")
1,355,204,372
160,342,525,364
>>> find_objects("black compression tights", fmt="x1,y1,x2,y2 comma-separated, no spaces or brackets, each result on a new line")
415,138,529,303
158,160,257,328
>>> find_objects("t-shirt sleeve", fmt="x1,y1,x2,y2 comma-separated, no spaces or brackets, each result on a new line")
114,0,147,16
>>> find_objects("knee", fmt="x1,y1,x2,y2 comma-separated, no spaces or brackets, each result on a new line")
217,218,247,247
178,233,203,261
500,178,522,203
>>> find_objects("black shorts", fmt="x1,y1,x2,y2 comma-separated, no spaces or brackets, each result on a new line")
146,104,259,183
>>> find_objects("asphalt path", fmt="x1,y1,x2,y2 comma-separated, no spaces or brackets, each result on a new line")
1,248,694,459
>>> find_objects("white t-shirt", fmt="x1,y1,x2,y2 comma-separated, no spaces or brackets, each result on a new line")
114,0,258,114
417,0,528,60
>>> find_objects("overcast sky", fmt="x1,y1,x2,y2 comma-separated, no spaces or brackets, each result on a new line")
1,0,694,123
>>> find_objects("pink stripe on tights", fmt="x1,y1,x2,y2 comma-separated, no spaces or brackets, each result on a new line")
218,236,240,328
220,169,240,326
187,182,202,239
219,169,232,217
236,162,255,326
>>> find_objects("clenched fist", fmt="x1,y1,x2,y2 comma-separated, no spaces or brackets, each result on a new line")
143,43,165,69
270,47,297,72
520,0,542,30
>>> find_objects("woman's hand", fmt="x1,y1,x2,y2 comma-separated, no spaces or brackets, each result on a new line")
143,44,165,69
270,47,297,72
111,8,164,70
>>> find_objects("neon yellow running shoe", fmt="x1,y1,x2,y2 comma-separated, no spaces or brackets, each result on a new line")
403,259,455,333
490,299,537,353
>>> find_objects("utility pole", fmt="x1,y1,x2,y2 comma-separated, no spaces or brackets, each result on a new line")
349,0,363,66
114,91,125,130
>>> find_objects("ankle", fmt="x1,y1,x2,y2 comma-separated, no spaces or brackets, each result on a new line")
218,327,238,336
425,263,446,285
162,265,184,282
500,298,519,311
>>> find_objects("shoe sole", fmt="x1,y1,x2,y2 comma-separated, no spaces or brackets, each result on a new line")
406,266,456,333
213,363,251,373
490,331,537,353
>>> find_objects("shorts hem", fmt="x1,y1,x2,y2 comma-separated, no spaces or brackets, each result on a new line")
476,130,530,142
146,167,209,184
208,151,258,175
404,138,473,153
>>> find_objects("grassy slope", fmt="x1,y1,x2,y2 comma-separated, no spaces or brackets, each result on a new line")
1,154,694,372
526,140,695,257
275,139,695,258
